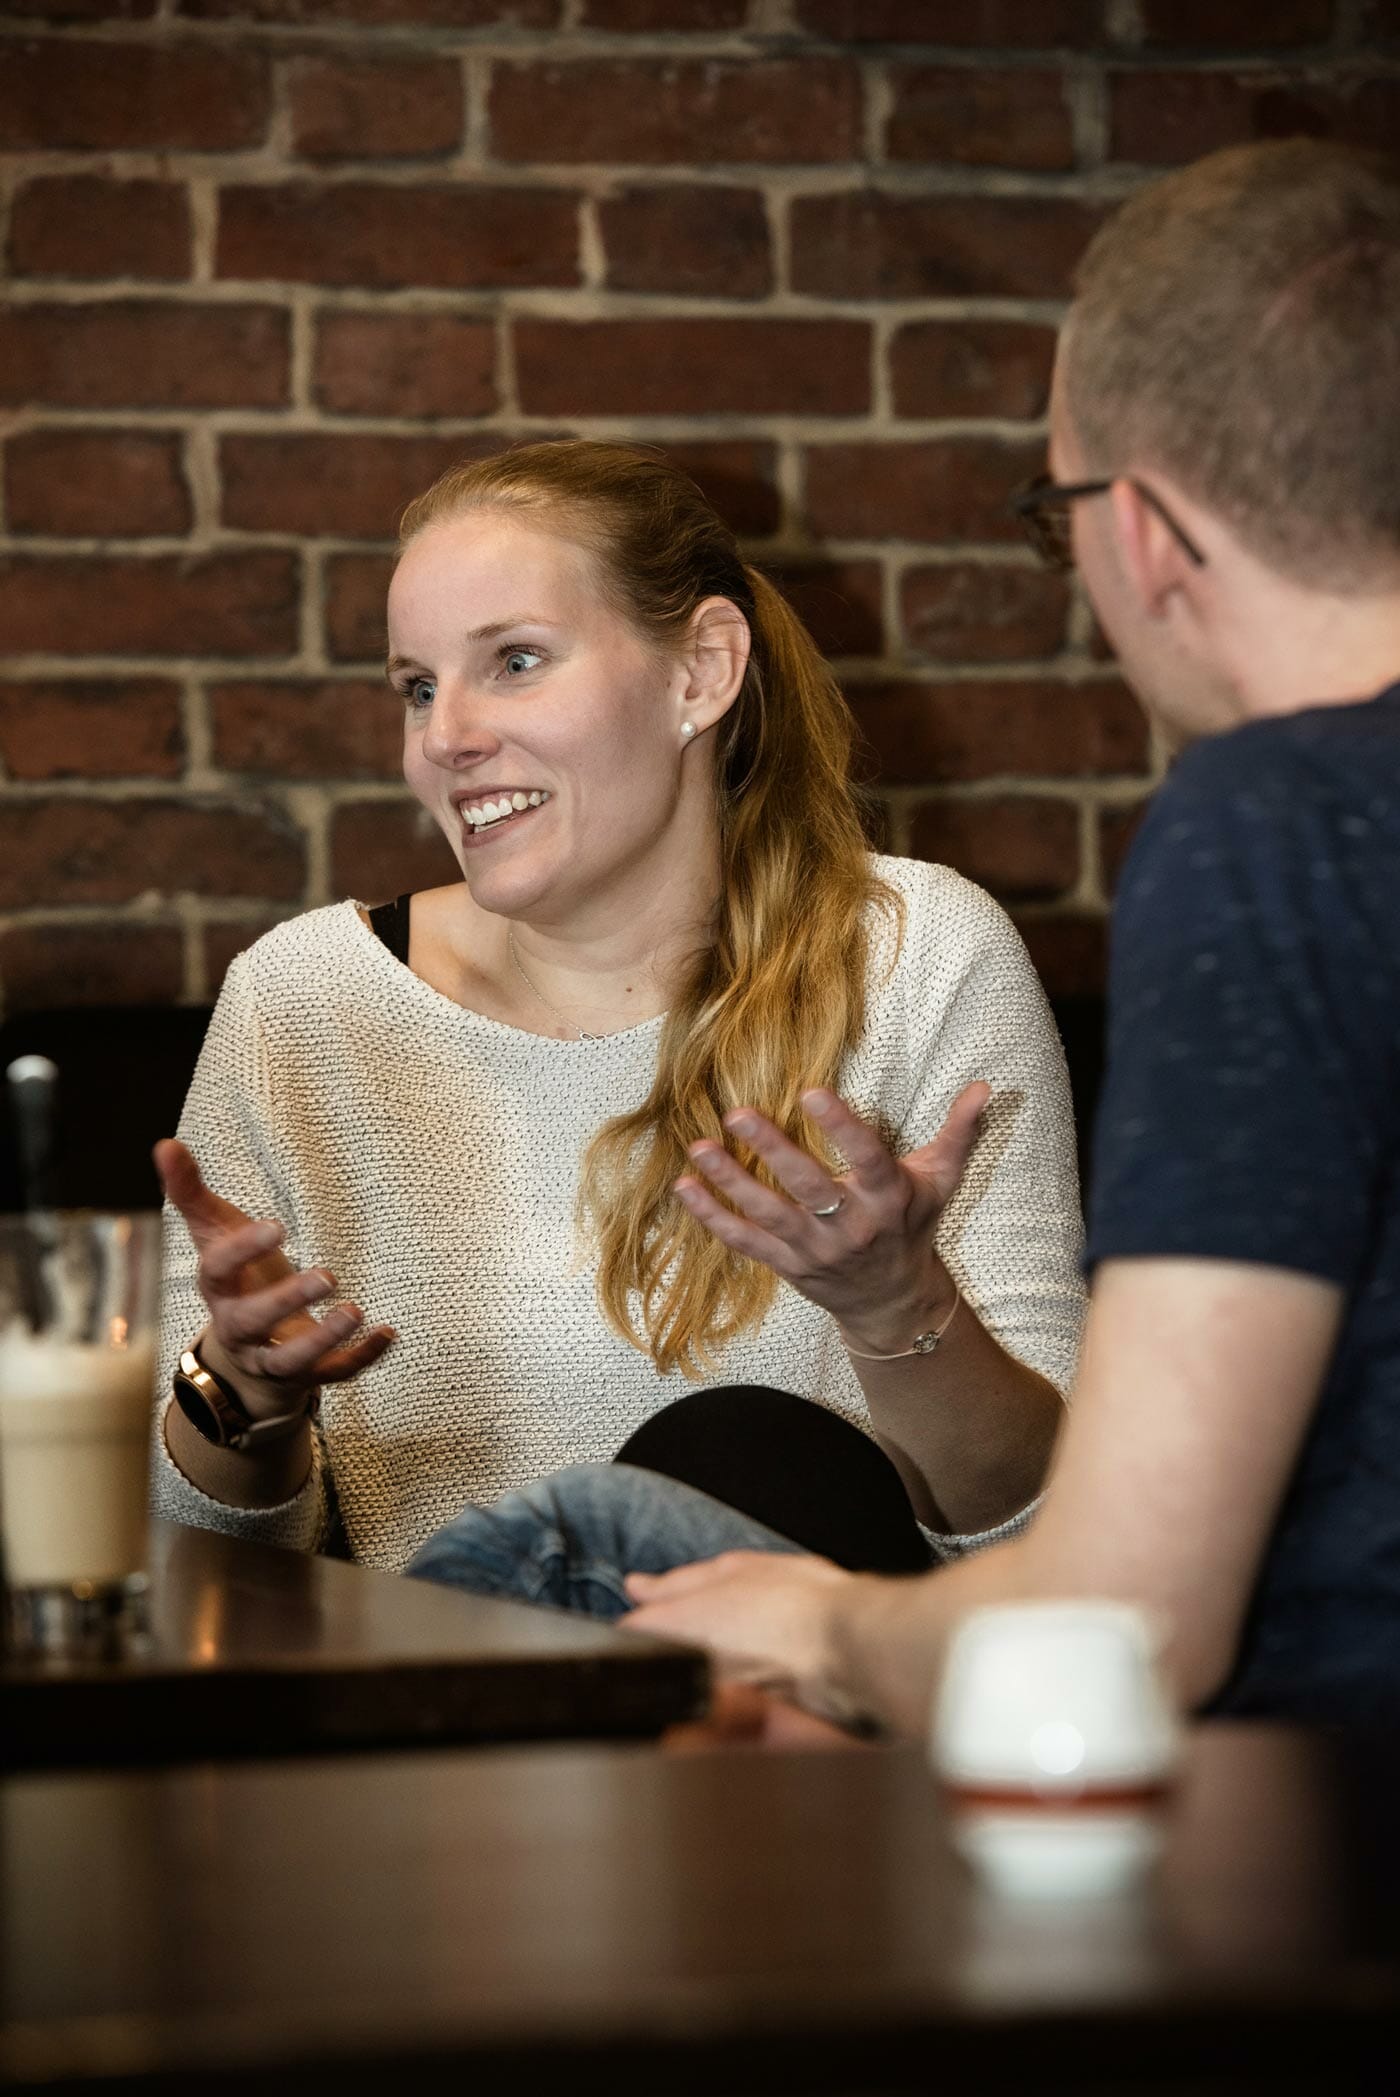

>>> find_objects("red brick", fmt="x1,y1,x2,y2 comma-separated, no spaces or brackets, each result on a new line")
0,304,289,411
796,1,1097,44
210,679,403,778
7,432,192,539
181,0,557,19
599,186,771,298
320,441,781,555
1012,913,1106,999
221,433,493,539
0,801,305,908
489,58,862,165
516,320,869,417
1099,801,1149,893
760,561,883,658
217,183,579,290
910,796,1079,901
0,554,299,659
791,193,1103,300
886,66,1075,170
581,0,745,23
0,923,184,1013
803,439,1043,545
658,442,781,538
8,178,191,282
890,320,1057,421
314,312,496,419
1134,0,1333,47
325,553,396,662
0,680,183,780
0,38,270,152
329,800,459,902
849,678,1149,783
900,563,1070,663
203,913,291,994
1109,71,1400,166
289,55,464,163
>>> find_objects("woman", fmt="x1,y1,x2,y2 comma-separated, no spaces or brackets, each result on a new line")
154,440,1083,1574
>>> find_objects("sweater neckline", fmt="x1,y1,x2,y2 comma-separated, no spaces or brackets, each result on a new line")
344,898,670,1050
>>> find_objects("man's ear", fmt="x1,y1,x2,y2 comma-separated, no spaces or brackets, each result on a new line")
678,596,751,736
1109,478,1201,620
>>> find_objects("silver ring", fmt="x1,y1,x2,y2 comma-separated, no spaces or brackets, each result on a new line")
809,1196,845,1218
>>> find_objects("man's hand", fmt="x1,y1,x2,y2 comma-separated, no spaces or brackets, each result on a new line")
623,1549,857,1712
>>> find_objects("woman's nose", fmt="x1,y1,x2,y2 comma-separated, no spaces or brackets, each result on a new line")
419,681,499,769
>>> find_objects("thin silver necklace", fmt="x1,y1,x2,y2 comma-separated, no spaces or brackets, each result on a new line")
507,930,603,1042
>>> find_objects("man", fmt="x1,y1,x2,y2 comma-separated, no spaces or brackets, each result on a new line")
622,137,1400,1735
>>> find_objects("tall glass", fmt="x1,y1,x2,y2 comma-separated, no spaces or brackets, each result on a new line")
0,1212,160,1657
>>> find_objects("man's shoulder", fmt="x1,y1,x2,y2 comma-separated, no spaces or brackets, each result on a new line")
1163,687,1400,811
1129,689,1400,897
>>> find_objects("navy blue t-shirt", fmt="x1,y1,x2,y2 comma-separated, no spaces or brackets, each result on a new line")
1085,681,1400,1724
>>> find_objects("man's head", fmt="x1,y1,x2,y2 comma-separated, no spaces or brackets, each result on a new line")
1048,140,1400,740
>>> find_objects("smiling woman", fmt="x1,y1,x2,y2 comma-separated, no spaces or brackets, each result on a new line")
151,441,1085,1579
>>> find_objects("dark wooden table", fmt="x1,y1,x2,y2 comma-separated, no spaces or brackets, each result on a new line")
0,1518,706,1768
3,1723,1399,2094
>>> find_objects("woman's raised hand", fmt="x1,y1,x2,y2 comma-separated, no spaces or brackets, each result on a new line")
154,1137,395,1411
674,1082,990,1356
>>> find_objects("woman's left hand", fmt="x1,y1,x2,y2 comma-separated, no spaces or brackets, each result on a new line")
675,1081,989,1355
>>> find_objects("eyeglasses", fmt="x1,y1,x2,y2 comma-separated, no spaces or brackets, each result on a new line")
1010,473,1207,572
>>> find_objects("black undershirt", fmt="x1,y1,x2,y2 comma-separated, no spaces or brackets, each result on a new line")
368,892,412,965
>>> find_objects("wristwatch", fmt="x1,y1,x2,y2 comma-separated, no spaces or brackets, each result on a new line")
172,1345,319,1452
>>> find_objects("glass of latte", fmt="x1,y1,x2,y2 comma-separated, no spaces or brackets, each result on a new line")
0,1212,160,1658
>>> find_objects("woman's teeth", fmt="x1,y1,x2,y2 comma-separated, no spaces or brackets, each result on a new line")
464,790,548,832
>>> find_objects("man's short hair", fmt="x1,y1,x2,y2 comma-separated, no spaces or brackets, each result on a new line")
1064,139,1400,589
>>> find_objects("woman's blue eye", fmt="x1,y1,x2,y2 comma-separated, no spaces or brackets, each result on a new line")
502,649,543,677
406,677,435,709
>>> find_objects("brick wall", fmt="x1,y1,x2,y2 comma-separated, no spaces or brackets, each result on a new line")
2,0,1396,1014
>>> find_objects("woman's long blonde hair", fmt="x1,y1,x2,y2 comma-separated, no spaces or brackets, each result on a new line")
399,440,898,1375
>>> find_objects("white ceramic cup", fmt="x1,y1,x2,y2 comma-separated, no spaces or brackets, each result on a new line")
931,1600,1180,1899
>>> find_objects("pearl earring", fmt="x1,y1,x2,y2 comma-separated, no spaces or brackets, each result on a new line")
680,721,697,740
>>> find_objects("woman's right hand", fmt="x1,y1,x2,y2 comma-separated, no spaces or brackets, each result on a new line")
154,1137,395,1421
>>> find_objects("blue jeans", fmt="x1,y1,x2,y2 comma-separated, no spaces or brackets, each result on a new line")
404,1462,806,1621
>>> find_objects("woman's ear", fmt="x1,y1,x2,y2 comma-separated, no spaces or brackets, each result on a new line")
678,597,751,739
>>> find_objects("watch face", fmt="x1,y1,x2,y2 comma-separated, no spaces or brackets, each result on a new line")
172,1373,229,1447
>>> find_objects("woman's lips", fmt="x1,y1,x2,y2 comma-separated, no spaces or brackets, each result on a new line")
457,790,549,845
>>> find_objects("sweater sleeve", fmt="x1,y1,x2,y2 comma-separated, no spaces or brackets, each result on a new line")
892,875,1086,1558
151,954,330,1553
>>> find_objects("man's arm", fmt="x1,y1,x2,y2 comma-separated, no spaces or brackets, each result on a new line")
626,1254,1342,1738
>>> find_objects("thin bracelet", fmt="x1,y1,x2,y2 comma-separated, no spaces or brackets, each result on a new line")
841,1285,962,1361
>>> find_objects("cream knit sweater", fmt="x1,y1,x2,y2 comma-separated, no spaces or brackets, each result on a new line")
154,856,1085,1571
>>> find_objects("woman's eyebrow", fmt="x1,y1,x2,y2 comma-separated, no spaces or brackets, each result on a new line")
465,615,558,641
385,619,560,676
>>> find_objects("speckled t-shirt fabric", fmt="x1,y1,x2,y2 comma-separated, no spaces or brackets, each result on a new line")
153,854,1086,1572
1086,683,1400,1723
